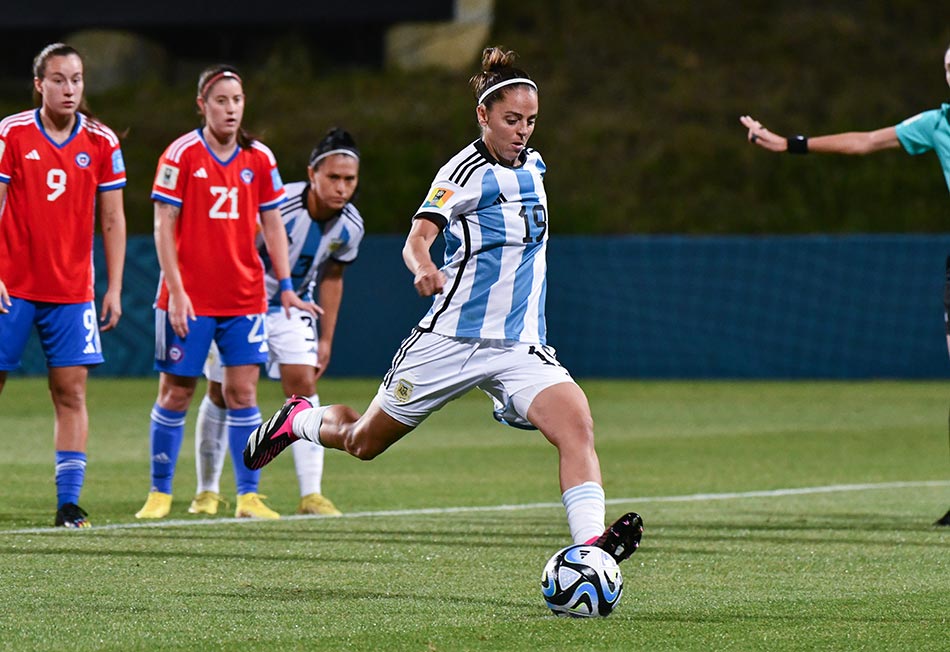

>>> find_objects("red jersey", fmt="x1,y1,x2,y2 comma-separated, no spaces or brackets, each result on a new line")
151,129,285,316
0,109,126,303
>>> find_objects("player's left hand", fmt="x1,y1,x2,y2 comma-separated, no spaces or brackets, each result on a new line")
281,290,323,319
99,288,122,331
315,340,332,381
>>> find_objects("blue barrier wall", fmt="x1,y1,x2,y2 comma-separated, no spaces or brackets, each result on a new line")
12,234,950,379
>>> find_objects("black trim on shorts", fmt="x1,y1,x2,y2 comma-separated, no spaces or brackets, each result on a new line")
383,328,424,388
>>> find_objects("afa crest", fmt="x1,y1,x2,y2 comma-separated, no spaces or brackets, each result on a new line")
394,379,414,403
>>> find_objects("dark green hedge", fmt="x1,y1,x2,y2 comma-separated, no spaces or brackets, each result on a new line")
4,1,949,234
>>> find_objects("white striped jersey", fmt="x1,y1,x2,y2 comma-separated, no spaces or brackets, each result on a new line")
258,180,364,309
413,139,549,343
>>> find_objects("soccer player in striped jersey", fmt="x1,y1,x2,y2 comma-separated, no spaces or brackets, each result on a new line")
136,64,316,521
246,47,643,561
0,43,127,528
741,41,950,526
189,128,363,517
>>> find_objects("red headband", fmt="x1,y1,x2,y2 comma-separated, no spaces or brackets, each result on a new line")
200,70,242,98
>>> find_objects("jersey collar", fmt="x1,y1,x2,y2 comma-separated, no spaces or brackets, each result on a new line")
33,109,83,149
475,138,528,169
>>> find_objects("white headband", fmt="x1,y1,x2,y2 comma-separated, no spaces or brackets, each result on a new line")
309,148,360,167
477,77,537,106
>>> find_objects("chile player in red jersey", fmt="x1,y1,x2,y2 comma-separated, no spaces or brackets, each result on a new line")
0,43,128,528
136,64,317,520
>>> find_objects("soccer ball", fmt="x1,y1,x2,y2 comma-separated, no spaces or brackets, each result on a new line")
540,544,623,618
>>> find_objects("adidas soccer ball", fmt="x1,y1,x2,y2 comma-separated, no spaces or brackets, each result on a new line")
540,544,623,618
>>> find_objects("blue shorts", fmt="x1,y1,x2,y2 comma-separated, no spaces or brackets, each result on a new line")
0,298,103,370
154,310,268,377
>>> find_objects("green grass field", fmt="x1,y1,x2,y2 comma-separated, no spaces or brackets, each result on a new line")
0,378,948,651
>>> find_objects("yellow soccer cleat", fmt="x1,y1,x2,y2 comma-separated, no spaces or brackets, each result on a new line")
296,492,342,516
188,491,226,515
235,493,280,519
135,492,172,519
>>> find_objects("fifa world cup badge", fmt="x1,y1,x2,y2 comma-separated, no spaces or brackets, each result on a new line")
394,379,414,403
157,163,179,190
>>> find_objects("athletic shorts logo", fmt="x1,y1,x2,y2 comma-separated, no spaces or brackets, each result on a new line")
240,168,254,184
111,150,125,174
156,163,180,190
168,345,184,362
423,187,454,209
75,152,91,168
393,379,414,403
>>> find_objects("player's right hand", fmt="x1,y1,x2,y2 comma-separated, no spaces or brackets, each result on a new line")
167,289,196,338
413,264,446,297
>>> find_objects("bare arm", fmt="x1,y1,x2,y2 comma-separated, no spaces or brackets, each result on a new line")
0,183,8,312
154,201,194,337
740,115,901,155
97,188,126,331
260,207,319,317
403,217,445,297
313,260,344,380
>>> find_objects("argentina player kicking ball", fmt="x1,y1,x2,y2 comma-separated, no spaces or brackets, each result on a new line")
246,46,643,561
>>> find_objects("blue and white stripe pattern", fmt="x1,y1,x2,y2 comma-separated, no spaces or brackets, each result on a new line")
150,404,187,430
414,140,549,344
258,181,364,309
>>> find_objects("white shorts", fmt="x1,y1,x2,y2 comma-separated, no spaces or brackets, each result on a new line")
204,306,318,383
376,330,576,429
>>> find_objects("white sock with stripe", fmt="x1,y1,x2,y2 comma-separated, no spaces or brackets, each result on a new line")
561,481,606,544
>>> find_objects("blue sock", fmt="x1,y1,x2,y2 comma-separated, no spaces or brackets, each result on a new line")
227,406,262,495
149,404,187,494
55,451,87,508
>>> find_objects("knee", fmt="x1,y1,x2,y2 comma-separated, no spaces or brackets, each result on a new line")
48,379,86,411
337,410,382,460
345,440,381,461
223,384,255,410
207,382,226,408
157,383,194,412
342,425,382,459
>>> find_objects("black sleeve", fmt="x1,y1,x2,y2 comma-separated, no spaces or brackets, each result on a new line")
412,211,447,230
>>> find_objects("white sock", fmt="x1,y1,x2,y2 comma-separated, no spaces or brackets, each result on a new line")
292,395,326,496
291,440,325,496
291,404,330,445
195,395,228,495
561,481,606,544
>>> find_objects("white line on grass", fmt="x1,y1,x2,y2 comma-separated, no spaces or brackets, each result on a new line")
3,479,947,536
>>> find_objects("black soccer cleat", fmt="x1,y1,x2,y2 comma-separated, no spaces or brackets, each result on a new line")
54,503,90,528
243,395,311,470
935,509,950,527
593,512,643,563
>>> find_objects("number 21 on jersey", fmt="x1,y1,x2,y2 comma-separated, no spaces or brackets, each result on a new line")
209,186,239,219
